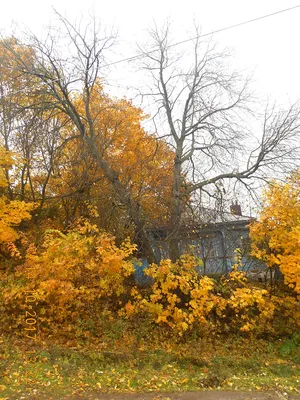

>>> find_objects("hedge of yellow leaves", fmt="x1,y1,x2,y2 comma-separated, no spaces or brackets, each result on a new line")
124,251,299,336
0,218,136,337
0,219,299,340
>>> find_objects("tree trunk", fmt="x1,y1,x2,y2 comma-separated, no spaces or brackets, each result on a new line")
169,155,182,262
83,135,157,264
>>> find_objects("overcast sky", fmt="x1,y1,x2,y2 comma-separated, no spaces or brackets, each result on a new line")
0,0,300,105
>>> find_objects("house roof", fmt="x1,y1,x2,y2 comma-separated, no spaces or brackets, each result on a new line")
192,207,253,225
148,207,254,234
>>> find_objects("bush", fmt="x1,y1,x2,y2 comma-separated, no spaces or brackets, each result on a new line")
0,218,136,340
123,251,299,336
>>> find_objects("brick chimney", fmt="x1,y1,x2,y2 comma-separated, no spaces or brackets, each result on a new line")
230,201,242,216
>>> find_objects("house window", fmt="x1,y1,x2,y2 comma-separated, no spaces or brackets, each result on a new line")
201,237,218,259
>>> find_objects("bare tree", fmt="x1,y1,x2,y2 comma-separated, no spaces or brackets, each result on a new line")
137,23,300,261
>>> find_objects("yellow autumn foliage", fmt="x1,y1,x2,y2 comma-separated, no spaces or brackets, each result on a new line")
15,217,137,331
1,240,299,339
124,250,285,335
250,170,300,294
0,146,35,247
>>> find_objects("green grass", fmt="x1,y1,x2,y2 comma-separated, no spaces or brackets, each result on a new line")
0,333,299,399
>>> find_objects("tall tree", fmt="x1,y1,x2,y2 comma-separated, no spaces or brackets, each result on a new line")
0,38,64,217
1,19,174,261
46,86,174,242
137,23,300,261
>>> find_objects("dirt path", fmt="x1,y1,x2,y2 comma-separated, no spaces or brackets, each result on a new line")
96,392,297,400
83,392,299,400
24,390,300,400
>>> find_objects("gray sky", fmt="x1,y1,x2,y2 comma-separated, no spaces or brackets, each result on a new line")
1,0,300,104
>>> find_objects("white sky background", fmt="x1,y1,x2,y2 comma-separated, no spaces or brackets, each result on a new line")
0,0,300,213
0,0,300,104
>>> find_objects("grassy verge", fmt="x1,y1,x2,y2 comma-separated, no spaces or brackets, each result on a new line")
0,332,299,399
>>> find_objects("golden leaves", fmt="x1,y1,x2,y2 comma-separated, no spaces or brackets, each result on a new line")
0,147,35,251
250,170,300,294
123,249,288,335
19,218,137,331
